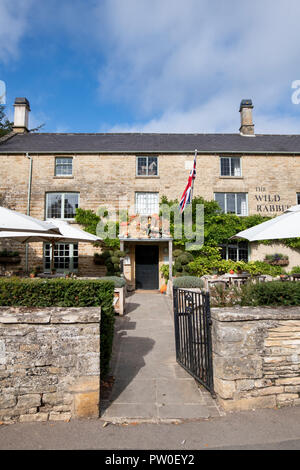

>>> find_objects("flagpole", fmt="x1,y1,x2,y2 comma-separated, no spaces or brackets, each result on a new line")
190,149,197,204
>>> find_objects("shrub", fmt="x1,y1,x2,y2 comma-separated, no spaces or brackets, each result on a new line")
173,276,204,289
239,281,300,306
173,249,184,258
0,278,115,377
188,258,283,277
290,266,300,274
98,276,126,288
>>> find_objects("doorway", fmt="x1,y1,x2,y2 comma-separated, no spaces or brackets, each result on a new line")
135,245,159,290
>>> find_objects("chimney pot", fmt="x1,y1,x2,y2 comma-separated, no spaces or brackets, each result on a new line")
239,99,255,136
13,97,31,133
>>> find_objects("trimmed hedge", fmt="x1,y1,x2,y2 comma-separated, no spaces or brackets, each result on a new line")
173,276,204,289
99,276,126,288
0,278,115,377
240,281,300,306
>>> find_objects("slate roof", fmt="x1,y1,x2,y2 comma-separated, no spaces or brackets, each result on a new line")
1,132,300,154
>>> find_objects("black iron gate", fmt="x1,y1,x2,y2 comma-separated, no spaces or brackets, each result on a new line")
173,287,215,396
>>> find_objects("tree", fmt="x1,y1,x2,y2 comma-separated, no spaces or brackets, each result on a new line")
0,105,13,137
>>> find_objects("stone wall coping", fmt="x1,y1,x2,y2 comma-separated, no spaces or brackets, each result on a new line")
0,306,101,324
211,306,300,322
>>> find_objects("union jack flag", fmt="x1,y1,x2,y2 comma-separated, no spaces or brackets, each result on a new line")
179,150,197,213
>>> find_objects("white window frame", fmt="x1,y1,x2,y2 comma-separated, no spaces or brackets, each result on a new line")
221,242,249,262
45,192,79,220
135,192,159,216
55,157,73,176
136,156,159,177
220,156,242,177
44,242,78,273
214,192,248,216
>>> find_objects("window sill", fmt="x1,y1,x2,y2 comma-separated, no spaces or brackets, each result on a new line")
135,176,160,179
219,176,243,179
46,218,76,223
53,176,74,179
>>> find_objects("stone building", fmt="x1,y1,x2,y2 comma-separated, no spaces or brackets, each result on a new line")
1,97,300,288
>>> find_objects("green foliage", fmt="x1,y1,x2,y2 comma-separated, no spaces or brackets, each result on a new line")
75,207,120,249
265,253,287,261
0,278,115,377
161,194,271,247
239,281,300,306
0,105,13,137
173,249,184,258
0,250,19,257
173,276,204,289
98,276,126,288
290,266,300,274
188,256,283,277
160,264,175,281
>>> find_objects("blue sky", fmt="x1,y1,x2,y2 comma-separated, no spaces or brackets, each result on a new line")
1,0,300,134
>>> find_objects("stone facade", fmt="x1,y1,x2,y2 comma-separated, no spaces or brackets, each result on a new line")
212,307,300,411
0,306,100,424
250,241,300,271
1,152,300,282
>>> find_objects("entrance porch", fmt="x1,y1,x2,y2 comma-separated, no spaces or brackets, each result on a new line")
120,238,173,291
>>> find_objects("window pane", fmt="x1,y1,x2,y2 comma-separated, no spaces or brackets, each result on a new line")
148,157,158,176
231,158,241,176
297,194,300,205
47,193,62,218
136,192,159,216
137,157,147,175
215,193,225,212
220,158,230,176
238,246,249,262
55,158,72,176
44,243,78,272
226,194,236,214
237,193,247,216
46,193,79,219
227,245,238,261
64,193,79,219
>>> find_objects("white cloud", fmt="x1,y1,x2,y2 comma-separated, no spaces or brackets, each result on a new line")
94,0,300,133
0,0,34,62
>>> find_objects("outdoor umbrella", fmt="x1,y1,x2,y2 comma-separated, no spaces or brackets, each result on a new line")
232,205,300,241
0,219,101,272
0,206,61,234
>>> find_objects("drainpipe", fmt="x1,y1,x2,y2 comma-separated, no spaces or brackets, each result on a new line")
25,153,32,272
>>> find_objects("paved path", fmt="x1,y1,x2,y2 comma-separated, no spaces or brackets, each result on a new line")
101,292,222,423
1,407,300,450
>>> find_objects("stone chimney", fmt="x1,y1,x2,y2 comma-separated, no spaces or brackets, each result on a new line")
239,99,255,136
13,97,31,133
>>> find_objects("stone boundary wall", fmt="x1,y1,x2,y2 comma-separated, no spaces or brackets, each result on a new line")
0,307,101,424
211,307,300,411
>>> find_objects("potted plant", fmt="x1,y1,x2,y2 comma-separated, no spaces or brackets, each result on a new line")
264,254,289,266
0,250,21,264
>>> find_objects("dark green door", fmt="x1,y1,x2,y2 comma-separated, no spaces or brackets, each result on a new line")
135,245,159,290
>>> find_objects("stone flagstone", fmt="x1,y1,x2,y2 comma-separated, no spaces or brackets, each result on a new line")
101,292,222,422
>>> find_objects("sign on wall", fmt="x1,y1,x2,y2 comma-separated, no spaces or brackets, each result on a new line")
254,187,290,213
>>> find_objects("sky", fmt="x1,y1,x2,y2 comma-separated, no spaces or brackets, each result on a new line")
1,0,300,134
